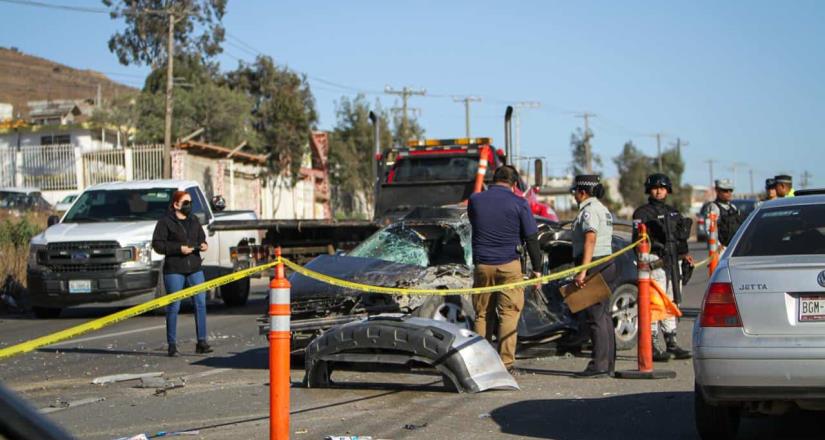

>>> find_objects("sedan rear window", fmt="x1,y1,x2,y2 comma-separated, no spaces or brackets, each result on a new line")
733,205,825,257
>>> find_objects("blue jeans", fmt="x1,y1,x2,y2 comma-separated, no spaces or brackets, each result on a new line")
164,271,207,346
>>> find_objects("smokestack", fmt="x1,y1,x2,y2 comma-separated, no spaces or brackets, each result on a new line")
504,106,513,164
369,111,380,183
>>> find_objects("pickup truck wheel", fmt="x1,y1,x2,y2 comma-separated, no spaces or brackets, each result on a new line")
694,382,740,439
32,306,61,319
221,277,250,307
610,284,638,351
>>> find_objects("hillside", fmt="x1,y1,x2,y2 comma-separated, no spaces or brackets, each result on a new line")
0,47,137,118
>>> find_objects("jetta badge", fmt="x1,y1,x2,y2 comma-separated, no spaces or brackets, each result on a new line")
70,251,90,262
818,270,825,288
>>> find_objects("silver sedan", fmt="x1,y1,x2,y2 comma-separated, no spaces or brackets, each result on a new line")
693,193,825,439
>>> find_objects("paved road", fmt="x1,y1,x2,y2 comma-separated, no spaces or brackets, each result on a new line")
0,243,821,439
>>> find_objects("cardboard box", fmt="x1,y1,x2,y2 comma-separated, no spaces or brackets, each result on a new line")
559,272,611,313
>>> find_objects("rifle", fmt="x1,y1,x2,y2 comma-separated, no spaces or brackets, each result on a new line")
661,212,683,304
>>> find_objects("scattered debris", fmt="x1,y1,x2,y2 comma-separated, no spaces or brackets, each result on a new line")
114,429,199,439
40,397,105,414
478,413,491,419
325,437,373,440
92,372,164,385
403,422,428,430
295,429,308,435
137,377,186,396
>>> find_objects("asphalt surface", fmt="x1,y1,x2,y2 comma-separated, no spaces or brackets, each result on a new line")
0,243,822,439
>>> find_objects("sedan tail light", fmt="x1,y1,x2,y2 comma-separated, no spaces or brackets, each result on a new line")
700,282,742,327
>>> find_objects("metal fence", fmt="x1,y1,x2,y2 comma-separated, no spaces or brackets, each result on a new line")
83,148,125,186
21,145,77,191
132,145,164,180
1,144,165,192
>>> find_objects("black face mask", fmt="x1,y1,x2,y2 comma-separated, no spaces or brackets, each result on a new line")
179,200,192,216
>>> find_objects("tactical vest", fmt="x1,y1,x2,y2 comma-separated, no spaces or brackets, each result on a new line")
714,201,743,246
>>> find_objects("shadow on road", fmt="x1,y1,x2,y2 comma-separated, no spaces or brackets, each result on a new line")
490,391,695,440
490,392,825,440
192,346,269,369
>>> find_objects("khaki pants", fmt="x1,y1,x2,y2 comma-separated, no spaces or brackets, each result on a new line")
472,260,524,368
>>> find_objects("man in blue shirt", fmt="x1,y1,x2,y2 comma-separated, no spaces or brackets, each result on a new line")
468,166,543,372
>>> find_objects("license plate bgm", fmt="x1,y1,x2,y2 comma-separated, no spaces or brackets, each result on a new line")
68,280,92,294
798,295,825,322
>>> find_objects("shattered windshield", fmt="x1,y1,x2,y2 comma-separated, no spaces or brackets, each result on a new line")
349,225,430,267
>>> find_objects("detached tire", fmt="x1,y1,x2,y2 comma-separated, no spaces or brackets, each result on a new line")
221,277,250,307
32,306,61,319
413,295,475,330
694,383,740,439
610,284,638,351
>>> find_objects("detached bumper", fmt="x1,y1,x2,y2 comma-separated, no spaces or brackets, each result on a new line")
26,262,161,308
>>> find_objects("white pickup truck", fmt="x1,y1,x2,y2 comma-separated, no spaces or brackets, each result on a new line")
25,180,260,318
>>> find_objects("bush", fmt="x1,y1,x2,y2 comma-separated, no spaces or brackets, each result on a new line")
0,211,49,291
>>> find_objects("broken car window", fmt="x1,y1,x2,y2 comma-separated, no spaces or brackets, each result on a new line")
348,225,430,267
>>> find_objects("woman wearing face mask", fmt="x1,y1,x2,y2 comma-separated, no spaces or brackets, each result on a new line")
151,190,212,357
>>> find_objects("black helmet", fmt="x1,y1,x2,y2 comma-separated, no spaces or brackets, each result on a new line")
644,173,672,193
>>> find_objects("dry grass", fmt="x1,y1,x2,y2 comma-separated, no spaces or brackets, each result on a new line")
0,210,50,290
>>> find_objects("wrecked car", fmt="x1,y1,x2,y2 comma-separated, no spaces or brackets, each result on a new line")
285,206,640,354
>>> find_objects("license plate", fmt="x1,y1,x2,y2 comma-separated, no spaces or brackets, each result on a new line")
798,296,825,322
68,280,92,294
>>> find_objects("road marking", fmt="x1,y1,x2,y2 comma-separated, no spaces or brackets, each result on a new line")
47,324,166,347
183,368,231,381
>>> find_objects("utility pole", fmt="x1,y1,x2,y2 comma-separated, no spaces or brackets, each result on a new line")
670,137,688,158
704,159,716,188
749,168,754,196
385,86,426,142
574,112,596,173
801,170,812,189
513,101,541,173
729,162,746,189
163,12,175,179
654,132,665,172
452,96,481,137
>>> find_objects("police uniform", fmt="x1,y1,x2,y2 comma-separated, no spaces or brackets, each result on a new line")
633,173,692,361
570,175,616,376
706,179,744,247
774,174,795,198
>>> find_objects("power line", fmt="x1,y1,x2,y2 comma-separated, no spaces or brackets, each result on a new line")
385,86,426,141
0,0,106,13
452,96,481,137
574,112,596,174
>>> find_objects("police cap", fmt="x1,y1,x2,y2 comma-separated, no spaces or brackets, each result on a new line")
644,173,672,193
571,174,600,190
765,178,776,190
774,174,792,185
715,179,734,191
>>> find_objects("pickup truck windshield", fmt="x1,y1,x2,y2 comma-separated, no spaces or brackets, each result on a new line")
63,188,175,222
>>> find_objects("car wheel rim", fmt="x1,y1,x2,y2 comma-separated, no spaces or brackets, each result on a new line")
432,302,472,330
611,291,638,343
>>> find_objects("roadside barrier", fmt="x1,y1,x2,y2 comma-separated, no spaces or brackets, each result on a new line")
615,223,676,380
269,248,290,440
707,212,719,276
0,262,278,361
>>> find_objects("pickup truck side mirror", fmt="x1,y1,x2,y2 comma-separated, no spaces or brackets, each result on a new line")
47,215,60,227
534,159,543,189
210,195,226,213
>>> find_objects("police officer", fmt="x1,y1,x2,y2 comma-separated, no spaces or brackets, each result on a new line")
774,174,795,198
570,175,616,378
633,173,693,362
468,165,543,373
764,178,777,201
707,179,744,248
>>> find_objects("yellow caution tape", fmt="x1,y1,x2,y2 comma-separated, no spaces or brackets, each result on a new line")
0,262,277,361
281,238,645,296
693,256,711,268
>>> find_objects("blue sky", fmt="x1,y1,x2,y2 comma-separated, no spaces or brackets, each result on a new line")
1,0,823,189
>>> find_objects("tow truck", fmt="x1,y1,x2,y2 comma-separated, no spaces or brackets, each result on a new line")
218,106,554,269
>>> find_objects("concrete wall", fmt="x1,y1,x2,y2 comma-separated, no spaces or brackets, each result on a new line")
0,128,117,152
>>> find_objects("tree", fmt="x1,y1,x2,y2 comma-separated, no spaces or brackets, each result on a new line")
90,91,141,146
224,56,318,182
392,111,425,146
613,141,652,209
125,55,252,147
103,0,227,66
613,140,691,212
328,95,392,215
570,127,601,176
